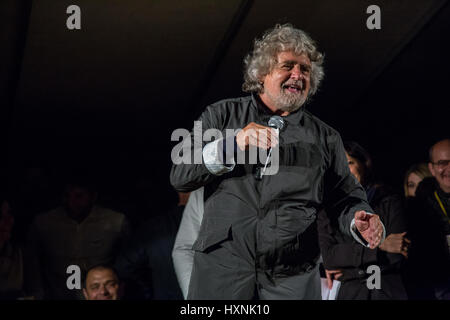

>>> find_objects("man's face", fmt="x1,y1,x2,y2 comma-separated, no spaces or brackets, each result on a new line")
429,141,450,193
83,268,121,300
259,51,311,113
64,186,96,217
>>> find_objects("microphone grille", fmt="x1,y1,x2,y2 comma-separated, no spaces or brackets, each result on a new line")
268,115,285,130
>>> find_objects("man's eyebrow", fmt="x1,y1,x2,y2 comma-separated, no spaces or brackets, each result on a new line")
105,279,117,284
279,60,296,64
279,60,311,67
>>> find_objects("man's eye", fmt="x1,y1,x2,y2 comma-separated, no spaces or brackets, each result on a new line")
281,64,292,70
301,66,311,73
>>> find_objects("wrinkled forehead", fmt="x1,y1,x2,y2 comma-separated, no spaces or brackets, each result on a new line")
87,269,118,285
274,48,311,61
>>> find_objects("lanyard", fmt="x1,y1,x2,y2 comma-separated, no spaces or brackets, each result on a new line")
434,191,449,221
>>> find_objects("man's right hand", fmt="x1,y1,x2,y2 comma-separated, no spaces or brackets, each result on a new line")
236,122,279,151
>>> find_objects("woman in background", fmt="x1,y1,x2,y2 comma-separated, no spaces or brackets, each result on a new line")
403,163,432,198
318,141,410,300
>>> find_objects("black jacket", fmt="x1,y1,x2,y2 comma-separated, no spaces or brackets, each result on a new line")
318,185,408,300
114,205,184,300
170,94,374,280
404,177,450,299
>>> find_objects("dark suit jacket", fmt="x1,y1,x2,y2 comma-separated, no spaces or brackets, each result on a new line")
318,185,408,300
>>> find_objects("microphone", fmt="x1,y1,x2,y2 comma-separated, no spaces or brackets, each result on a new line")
255,116,285,180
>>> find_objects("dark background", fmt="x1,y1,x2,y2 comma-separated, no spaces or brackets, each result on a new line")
1,0,449,230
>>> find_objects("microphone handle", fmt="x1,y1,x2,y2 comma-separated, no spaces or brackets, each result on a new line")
260,127,278,177
261,147,272,177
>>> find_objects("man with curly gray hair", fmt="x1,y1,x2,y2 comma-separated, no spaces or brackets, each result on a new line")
170,24,385,300
242,23,324,110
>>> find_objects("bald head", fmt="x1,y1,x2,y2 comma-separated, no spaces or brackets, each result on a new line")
83,266,121,300
428,139,450,193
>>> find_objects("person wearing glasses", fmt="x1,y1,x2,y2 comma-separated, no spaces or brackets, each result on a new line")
404,139,450,300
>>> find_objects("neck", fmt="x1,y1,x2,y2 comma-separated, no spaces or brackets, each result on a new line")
66,208,92,223
258,93,290,116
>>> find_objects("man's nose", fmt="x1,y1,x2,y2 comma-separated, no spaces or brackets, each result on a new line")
101,285,109,295
290,65,302,80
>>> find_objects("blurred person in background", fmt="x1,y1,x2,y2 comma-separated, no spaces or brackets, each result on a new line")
25,170,130,299
115,187,188,299
83,265,122,300
318,141,409,299
404,163,432,198
404,139,450,299
0,194,25,299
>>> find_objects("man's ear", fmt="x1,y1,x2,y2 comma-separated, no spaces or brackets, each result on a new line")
428,162,436,178
83,288,89,300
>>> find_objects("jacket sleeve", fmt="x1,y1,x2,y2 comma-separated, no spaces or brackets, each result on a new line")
322,133,376,239
172,187,204,299
170,104,231,192
317,210,378,270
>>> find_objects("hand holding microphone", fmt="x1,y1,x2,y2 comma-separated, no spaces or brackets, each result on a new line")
236,122,279,151
235,116,285,179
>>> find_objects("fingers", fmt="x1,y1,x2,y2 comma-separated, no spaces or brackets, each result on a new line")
325,270,342,288
326,274,333,289
325,270,333,289
400,249,408,258
368,215,383,248
238,123,279,150
354,211,371,233
355,210,368,221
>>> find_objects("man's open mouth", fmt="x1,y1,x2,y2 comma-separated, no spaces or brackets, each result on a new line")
283,83,302,93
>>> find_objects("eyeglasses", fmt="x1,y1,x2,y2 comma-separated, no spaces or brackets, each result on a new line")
431,159,450,169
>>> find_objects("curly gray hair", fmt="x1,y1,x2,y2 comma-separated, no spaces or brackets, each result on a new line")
242,24,324,98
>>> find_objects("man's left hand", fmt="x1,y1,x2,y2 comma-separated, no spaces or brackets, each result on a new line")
354,211,383,249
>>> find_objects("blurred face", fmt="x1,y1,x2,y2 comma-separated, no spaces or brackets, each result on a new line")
259,51,311,114
346,152,363,184
83,268,120,300
406,172,423,197
0,201,14,246
64,186,96,217
429,140,450,193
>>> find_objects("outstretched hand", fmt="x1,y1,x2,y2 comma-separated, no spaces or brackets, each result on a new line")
354,211,384,249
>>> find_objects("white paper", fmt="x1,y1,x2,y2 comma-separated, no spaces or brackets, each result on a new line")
320,277,341,300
